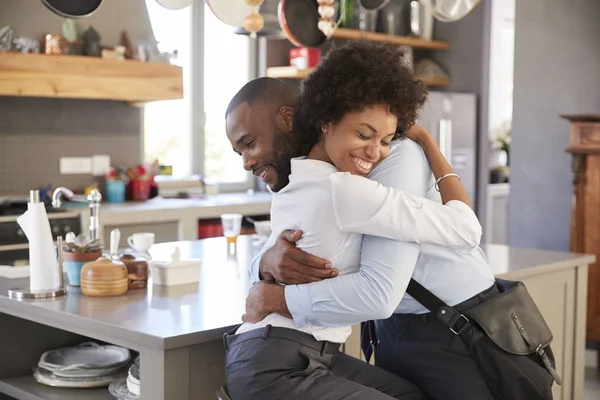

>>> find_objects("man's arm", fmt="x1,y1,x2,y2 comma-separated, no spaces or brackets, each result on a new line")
249,231,337,285
244,140,428,325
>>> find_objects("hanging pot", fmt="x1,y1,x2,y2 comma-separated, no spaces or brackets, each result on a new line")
41,0,103,18
154,0,193,10
278,0,326,47
206,0,285,38
432,0,481,22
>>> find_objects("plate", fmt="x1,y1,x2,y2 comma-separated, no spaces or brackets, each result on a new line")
33,367,124,388
206,0,253,27
39,342,130,375
109,378,140,400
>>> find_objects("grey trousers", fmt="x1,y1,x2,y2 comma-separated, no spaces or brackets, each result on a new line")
224,325,426,400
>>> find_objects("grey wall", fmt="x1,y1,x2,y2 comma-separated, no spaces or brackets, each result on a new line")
0,0,155,195
508,0,600,251
0,98,140,195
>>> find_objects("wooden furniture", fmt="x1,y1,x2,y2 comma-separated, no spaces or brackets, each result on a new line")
330,28,450,50
0,52,183,103
267,27,451,86
562,114,600,367
266,66,451,86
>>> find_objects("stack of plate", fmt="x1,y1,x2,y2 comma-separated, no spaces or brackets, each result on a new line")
109,356,140,399
34,342,130,388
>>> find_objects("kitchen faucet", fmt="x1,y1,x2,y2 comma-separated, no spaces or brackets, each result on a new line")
52,187,102,241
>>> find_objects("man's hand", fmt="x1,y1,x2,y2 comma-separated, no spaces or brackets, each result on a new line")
242,281,290,323
259,230,338,284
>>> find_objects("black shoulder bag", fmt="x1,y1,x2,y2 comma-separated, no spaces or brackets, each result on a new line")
406,278,561,400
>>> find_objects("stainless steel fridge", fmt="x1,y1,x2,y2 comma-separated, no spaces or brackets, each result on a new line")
417,91,478,205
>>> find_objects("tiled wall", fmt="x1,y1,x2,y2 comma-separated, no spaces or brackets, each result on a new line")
0,97,141,195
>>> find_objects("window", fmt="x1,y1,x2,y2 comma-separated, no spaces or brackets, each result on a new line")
143,0,192,176
144,2,256,190
203,5,255,187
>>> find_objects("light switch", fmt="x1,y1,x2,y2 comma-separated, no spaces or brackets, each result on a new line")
59,157,92,174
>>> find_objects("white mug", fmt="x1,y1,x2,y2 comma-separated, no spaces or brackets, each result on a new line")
127,232,155,253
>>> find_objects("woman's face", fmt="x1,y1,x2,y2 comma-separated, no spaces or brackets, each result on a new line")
322,103,397,176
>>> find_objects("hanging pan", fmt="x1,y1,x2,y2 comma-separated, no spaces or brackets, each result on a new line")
41,0,103,18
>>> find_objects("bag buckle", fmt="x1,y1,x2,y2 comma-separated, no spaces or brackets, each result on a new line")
450,314,470,335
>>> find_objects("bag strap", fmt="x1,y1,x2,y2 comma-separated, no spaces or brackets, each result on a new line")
406,279,471,335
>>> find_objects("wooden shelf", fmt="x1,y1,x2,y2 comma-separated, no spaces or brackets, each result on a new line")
0,52,183,103
266,66,450,87
330,28,450,51
0,375,113,400
266,66,314,79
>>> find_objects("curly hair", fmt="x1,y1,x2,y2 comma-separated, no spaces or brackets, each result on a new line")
293,40,428,146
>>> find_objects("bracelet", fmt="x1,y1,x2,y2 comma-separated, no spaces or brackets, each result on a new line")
435,173,460,192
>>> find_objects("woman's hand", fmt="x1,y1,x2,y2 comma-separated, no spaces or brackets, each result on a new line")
406,124,432,145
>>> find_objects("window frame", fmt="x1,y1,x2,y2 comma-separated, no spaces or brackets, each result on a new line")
189,1,259,193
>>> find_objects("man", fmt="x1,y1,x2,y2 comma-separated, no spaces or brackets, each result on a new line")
223,76,427,400
226,77,496,400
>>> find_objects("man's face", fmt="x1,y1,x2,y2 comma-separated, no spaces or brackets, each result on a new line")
226,102,301,192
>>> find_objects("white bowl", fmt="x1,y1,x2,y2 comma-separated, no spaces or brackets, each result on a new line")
150,259,201,286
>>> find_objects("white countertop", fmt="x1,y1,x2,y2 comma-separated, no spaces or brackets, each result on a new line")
0,238,594,351
66,192,272,241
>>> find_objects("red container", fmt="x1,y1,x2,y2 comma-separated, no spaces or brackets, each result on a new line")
130,179,152,201
289,47,321,70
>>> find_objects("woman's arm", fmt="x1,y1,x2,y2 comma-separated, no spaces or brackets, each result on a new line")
407,124,472,208
329,173,481,250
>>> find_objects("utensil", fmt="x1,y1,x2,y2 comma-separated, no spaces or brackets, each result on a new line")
359,0,392,9
431,0,481,22
109,378,140,399
278,0,327,47
120,254,149,290
207,0,283,37
377,0,410,36
110,229,121,259
80,258,128,297
154,0,192,10
56,236,64,289
221,214,243,243
34,367,124,388
41,0,103,18
39,342,131,373
127,232,155,253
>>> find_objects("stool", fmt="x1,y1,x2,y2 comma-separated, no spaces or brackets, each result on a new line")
217,385,231,400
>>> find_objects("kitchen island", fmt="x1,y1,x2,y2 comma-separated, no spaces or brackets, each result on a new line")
0,237,594,400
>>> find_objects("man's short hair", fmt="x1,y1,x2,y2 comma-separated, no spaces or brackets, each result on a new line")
225,77,298,118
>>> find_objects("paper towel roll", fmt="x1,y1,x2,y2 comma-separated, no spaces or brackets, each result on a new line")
16,203,61,291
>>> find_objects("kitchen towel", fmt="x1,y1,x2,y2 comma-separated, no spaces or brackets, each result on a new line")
17,202,61,291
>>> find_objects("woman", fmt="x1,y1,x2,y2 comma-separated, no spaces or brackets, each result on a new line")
225,40,479,400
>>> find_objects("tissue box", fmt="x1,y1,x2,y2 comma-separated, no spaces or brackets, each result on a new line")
150,259,201,286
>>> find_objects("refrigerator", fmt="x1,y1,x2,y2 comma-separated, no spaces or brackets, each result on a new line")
417,91,478,206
